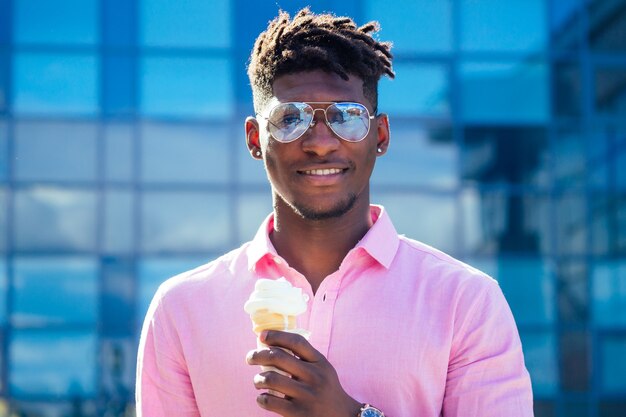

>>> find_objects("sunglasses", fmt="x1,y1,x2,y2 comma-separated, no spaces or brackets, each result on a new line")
259,102,376,143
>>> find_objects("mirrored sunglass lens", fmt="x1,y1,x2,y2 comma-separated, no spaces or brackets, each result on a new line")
268,103,312,142
328,103,370,142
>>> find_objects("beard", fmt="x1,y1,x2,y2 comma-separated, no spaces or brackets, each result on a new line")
283,193,358,221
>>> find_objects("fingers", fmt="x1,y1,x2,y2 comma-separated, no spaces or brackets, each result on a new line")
246,346,307,379
253,370,310,399
260,330,322,363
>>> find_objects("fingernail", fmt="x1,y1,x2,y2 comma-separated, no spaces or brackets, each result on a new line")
259,330,269,342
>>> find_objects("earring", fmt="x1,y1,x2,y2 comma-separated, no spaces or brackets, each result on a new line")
255,150,262,157
377,148,383,153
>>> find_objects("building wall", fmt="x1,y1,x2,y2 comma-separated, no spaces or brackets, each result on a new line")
0,0,625,416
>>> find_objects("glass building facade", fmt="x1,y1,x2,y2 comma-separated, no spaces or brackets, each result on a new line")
0,0,625,415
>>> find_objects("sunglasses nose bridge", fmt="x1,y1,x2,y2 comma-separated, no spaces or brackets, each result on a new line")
308,107,329,128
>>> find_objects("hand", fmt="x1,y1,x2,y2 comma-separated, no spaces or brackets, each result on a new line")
246,330,362,417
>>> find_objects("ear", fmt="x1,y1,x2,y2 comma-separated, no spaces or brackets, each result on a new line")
375,114,390,156
245,116,263,160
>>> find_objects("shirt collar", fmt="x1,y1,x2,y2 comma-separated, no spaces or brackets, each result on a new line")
247,204,400,271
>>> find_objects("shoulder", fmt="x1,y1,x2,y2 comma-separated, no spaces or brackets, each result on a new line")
395,235,500,298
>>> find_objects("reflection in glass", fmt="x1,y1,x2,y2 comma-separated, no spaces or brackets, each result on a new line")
379,63,449,117
0,188,6,253
138,257,208,322
553,128,586,188
100,337,135,413
14,121,97,182
0,120,7,181
595,67,626,117
373,192,457,255
105,123,134,183
102,258,134,336
12,257,98,326
141,191,230,253
460,0,546,52
592,260,626,327
140,57,232,119
588,1,626,52
556,260,588,323
519,331,558,396
591,192,626,256
560,330,590,392
103,190,134,254
462,189,549,255
13,53,98,115
10,330,97,397
13,0,98,45
554,193,587,255
0,52,7,112
599,401,626,417
237,193,272,244
461,61,549,123
462,126,548,186
14,187,97,251
365,0,451,52
140,0,230,47
549,0,583,50
373,122,456,187
0,258,6,323
141,123,230,183
600,335,626,393
552,62,582,118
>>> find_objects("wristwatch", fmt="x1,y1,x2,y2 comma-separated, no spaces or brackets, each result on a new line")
358,404,385,417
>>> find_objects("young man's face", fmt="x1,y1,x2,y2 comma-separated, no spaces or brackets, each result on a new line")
247,70,389,221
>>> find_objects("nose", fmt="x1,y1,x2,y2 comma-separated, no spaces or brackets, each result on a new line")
300,109,340,156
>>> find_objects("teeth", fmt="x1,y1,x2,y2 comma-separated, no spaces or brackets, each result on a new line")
303,168,343,176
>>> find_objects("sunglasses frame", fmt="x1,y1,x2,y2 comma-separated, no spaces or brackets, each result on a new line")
259,101,376,143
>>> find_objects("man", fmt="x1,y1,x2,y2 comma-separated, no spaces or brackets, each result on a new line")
136,8,533,417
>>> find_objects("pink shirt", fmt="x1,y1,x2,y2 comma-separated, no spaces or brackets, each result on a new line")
136,205,533,416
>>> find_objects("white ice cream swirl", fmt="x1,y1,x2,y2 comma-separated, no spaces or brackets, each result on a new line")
244,277,308,316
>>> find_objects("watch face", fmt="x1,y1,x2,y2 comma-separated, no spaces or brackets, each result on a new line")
362,407,384,417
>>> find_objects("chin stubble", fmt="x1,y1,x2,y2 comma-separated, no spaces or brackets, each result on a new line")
292,193,358,221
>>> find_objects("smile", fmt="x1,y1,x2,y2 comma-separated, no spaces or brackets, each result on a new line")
302,168,344,176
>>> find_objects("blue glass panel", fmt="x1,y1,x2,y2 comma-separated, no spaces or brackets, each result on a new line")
13,53,98,115
601,336,626,393
102,258,135,336
13,187,97,251
138,257,207,322
237,192,272,244
379,63,449,117
553,62,582,117
0,0,8,43
101,337,136,398
593,260,626,327
550,0,583,50
141,191,230,252
560,330,590,391
460,0,547,52
0,257,6,323
141,0,230,47
373,192,457,254
372,122,456,187
105,123,134,182
0,187,6,253
12,256,98,326
595,67,626,118
519,331,558,396
140,57,233,119
469,257,555,325
103,0,136,47
104,54,135,116
0,50,7,113
141,122,230,183
14,121,97,182
0,120,7,181
104,190,134,254
364,0,451,52
554,194,587,255
461,61,549,123
462,189,550,255
553,129,586,189
13,0,98,45
10,330,97,397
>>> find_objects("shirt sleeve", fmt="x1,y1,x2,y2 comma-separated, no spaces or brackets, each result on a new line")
443,279,534,417
136,288,201,417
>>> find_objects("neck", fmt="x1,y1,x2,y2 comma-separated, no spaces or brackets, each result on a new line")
270,199,373,294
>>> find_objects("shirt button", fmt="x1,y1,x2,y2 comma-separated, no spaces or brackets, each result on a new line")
303,294,310,302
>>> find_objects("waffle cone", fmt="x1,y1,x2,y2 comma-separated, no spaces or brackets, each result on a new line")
250,309,296,335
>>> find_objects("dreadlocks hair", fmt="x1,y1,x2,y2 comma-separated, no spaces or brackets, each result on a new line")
247,8,395,114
